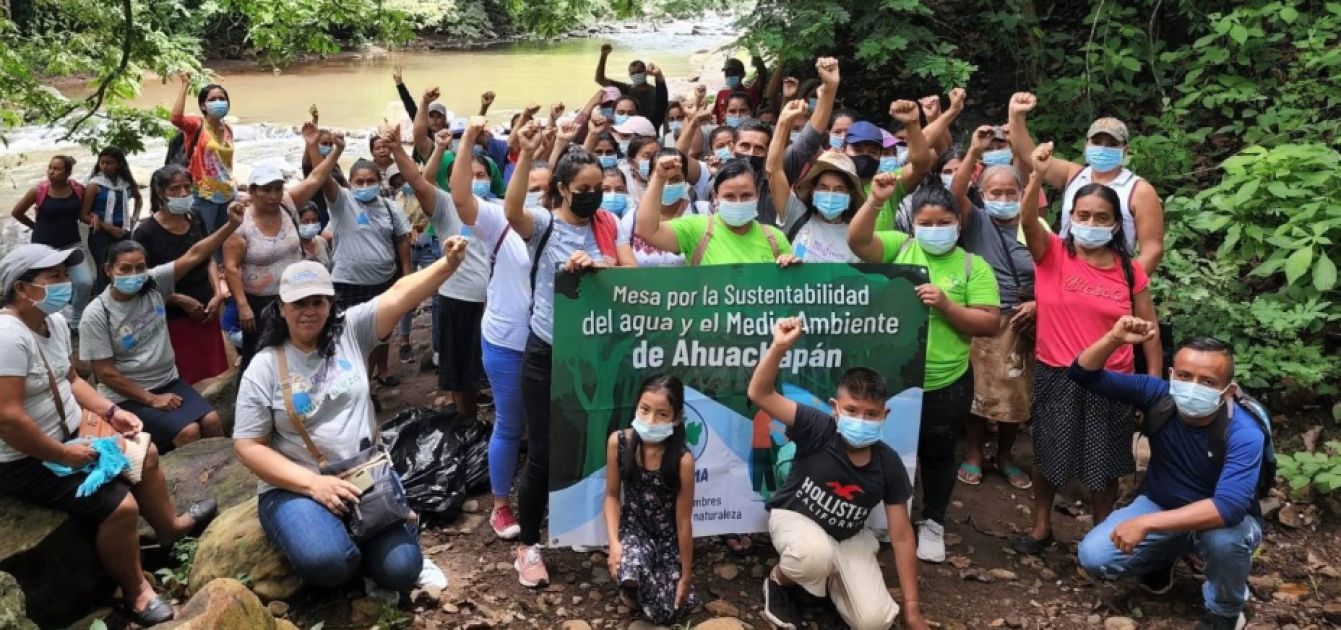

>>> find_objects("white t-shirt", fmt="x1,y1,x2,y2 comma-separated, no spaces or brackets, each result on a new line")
327,188,411,286
0,313,80,463
616,201,711,267
469,200,533,351
79,263,179,402
426,190,489,303
234,299,384,494
780,192,861,263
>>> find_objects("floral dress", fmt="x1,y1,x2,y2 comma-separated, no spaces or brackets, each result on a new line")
616,430,699,624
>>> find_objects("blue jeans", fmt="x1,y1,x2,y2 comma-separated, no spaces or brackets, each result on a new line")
257,489,423,591
400,235,442,341
1077,494,1262,617
482,338,525,499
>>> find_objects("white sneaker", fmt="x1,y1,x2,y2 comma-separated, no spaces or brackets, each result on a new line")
916,520,946,563
417,557,449,589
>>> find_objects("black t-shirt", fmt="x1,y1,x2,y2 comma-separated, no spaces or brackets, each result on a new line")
767,404,912,541
132,214,211,318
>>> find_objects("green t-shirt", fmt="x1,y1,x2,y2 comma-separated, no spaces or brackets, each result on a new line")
877,230,1001,390
669,214,793,266
863,177,906,233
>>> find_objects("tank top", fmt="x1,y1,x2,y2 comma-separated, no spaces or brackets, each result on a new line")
239,207,302,297
31,190,83,249
1058,167,1142,253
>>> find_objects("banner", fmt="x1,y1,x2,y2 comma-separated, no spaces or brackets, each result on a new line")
548,263,930,546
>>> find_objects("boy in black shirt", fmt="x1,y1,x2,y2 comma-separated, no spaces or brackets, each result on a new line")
748,317,927,630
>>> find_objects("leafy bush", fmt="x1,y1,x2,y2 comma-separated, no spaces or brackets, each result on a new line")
1278,443,1341,496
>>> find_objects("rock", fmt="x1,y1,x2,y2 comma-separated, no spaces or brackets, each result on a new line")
627,621,667,630
560,622,592,630
349,597,384,627
1103,617,1137,630
1087,614,1102,625
591,567,612,584
462,499,481,513
161,577,281,629
161,437,254,513
0,571,38,630
266,600,289,617
989,568,1018,581
189,498,301,601
1322,601,1341,625
694,618,746,630
704,599,740,617
0,497,111,627
714,563,740,580
202,374,239,435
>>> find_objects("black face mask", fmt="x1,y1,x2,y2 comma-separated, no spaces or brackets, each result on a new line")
852,155,879,180
736,154,766,173
569,190,603,219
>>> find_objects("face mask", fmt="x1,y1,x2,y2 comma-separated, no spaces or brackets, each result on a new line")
166,195,194,215
738,154,765,172
399,183,414,197
789,131,801,144
896,146,909,164
717,199,758,227
471,180,491,197
629,73,647,86
1085,145,1124,172
524,190,544,208
30,282,73,315
632,416,674,444
878,155,900,173
205,100,230,119
602,192,628,216
714,147,732,162
982,149,1013,167
318,145,333,157
916,225,960,255
614,113,630,126
836,415,882,448
829,134,845,150
984,200,1021,219
939,174,955,189
298,223,322,240
638,159,651,179
812,191,850,219
661,182,687,206
725,76,743,90
807,97,818,111
618,139,631,155
851,155,879,180
472,145,484,157
569,189,603,219
600,106,614,119
669,121,683,135
725,115,744,129
112,273,148,295
1071,223,1114,249
449,139,462,153
598,154,618,169
1169,378,1227,418
353,186,380,203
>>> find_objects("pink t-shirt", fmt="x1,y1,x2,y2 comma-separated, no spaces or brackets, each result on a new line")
1034,233,1149,372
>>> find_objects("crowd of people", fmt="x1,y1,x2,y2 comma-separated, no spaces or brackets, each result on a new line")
0,47,1273,630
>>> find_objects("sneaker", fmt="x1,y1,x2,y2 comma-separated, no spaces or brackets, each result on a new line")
416,557,449,589
490,505,521,540
398,343,414,364
514,545,550,588
762,575,803,629
916,519,946,563
1193,611,1245,630
1139,563,1175,595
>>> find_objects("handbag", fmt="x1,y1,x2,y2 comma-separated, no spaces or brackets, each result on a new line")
276,348,411,542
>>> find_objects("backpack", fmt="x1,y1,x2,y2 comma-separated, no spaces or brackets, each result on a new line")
35,179,84,209
1141,389,1278,502
165,124,205,167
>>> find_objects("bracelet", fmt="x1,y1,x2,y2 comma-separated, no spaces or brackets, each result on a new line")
104,404,119,421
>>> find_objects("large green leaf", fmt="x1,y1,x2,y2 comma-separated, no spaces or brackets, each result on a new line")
1315,253,1338,291
1285,246,1314,284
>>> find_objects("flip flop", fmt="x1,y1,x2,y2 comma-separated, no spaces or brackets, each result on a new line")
1011,533,1055,555
1000,465,1033,490
956,462,983,485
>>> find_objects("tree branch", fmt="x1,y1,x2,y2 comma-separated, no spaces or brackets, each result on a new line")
59,0,133,141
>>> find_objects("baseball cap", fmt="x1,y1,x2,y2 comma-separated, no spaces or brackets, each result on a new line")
612,115,657,138
1086,117,1129,144
879,130,898,149
449,117,468,137
0,244,85,298
248,164,285,187
846,121,885,147
428,102,449,118
600,86,622,105
278,261,335,303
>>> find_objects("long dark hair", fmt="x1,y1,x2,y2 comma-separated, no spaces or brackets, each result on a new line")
104,240,158,297
149,164,192,215
619,374,687,495
91,146,137,189
547,146,600,209
255,298,346,360
1065,183,1136,304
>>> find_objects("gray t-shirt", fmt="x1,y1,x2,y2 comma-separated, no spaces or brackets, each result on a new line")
756,122,825,225
962,205,1035,311
328,187,411,286
234,299,383,494
0,313,80,463
79,263,179,402
527,207,607,344
428,189,490,303
779,192,859,263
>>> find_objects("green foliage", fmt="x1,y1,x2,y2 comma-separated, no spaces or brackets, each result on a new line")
153,536,200,598
1278,442,1341,496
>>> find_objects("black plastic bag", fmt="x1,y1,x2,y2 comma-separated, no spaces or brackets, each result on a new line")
383,407,491,523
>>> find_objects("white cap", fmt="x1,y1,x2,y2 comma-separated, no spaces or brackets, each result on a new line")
248,164,285,187
612,116,656,138
278,261,335,303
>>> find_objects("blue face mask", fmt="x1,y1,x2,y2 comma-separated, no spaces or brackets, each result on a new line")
1085,145,1124,172
812,191,850,219
807,97,818,111
725,115,745,129
598,154,618,169
524,191,544,208
984,200,1021,219
401,184,414,197
669,121,683,135
632,416,674,444
31,281,73,315
166,195,194,215
661,182,687,206
1168,378,1227,418
205,100,230,119
714,147,732,162
829,134,845,150
638,159,651,179
614,113,630,126
352,186,380,203
602,192,628,216
618,139,631,155
630,73,648,86
600,107,614,119
318,145,333,157
878,155,900,173
725,76,743,90
982,149,1013,167
471,180,491,197
717,199,758,227
836,415,882,448
915,225,960,255
112,273,148,295
298,223,322,240
1071,223,1114,249
940,174,955,189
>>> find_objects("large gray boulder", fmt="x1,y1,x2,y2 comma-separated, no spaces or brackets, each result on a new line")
0,570,39,630
160,437,253,512
0,498,111,627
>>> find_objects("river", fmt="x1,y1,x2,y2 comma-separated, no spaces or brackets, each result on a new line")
0,19,738,253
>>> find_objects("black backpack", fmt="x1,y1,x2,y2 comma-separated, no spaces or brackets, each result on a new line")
1141,389,1278,502
164,125,204,167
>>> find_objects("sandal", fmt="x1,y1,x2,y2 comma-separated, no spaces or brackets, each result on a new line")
956,462,983,485
1000,465,1033,490
1011,533,1055,555
121,594,174,626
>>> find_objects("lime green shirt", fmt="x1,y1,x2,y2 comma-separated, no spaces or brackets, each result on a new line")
669,214,793,266
862,177,907,232
877,231,1001,390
